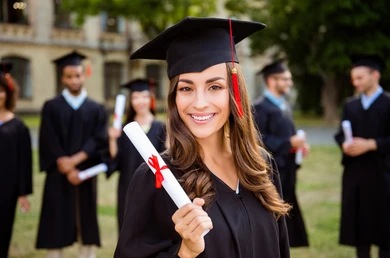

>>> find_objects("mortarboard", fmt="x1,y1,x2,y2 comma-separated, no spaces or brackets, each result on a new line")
53,50,92,76
259,59,288,79
350,54,386,71
121,79,154,92
0,61,12,74
130,17,266,117
122,78,157,111
0,61,14,91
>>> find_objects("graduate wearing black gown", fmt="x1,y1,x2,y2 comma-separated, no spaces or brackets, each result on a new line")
253,60,309,247
107,79,166,231
36,51,108,255
334,55,390,258
0,63,32,258
114,17,290,258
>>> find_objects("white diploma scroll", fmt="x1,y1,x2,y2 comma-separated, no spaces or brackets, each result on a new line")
78,163,108,180
113,94,127,129
342,120,353,144
295,129,305,165
123,122,191,208
123,122,209,236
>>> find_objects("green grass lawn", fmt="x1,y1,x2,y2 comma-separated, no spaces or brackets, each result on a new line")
9,146,359,258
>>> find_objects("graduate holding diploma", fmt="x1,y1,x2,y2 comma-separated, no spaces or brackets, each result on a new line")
253,59,309,247
114,17,291,258
334,54,390,258
108,78,166,231
36,51,108,258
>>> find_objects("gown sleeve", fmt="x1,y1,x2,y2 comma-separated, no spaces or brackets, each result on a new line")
114,162,182,258
81,104,109,159
334,103,349,148
264,150,291,258
39,101,66,172
254,106,291,155
17,123,33,196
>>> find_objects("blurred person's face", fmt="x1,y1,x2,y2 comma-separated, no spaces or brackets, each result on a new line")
0,86,7,109
269,70,293,96
131,90,151,116
350,67,379,94
61,65,85,95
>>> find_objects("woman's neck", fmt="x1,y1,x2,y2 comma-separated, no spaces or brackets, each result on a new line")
134,112,154,125
0,108,13,121
197,131,231,161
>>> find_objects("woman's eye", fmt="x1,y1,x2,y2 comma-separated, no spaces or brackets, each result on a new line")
178,86,192,92
209,85,222,91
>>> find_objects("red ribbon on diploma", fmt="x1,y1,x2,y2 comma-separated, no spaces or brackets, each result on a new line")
148,154,168,188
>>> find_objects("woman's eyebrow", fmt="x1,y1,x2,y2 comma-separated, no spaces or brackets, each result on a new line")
206,77,225,84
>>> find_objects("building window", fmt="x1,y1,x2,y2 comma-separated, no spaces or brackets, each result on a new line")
146,64,162,99
104,62,123,100
2,56,32,99
53,0,77,29
100,12,125,33
0,0,29,24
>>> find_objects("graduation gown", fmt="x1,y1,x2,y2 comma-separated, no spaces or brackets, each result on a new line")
334,92,390,249
36,95,108,249
114,154,290,258
253,97,309,247
0,118,32,258
107,120,166,230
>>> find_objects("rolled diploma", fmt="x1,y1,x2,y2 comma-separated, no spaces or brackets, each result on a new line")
295,129,305,165
123,121,209,236
342,120,353,144
113,94,127,129
123,122,191,208
78,163,108,180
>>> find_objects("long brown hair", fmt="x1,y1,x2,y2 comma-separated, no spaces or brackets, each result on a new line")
0,73,18,111
166,62,290,217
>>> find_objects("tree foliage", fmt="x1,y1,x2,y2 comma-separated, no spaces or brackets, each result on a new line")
62,0,216,39
227,0,390,120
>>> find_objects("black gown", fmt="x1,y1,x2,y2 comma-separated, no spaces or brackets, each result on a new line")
114,152,290,258
107,120,166,230
0,118,32,258
36,95,108,249
334,92,390,249
253,97,309,247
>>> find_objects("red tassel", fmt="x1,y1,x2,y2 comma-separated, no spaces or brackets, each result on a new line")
5,73,13,91
86,59,92,77
150,96,156,112
149,79,156,112
231,68,243,117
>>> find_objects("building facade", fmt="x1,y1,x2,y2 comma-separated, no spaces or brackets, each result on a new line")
0,0,266,113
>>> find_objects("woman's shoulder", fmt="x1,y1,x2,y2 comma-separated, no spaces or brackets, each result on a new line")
152,119,166,128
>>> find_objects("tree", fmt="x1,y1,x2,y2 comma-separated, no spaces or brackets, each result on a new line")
62,0,216,39
227,0,390,123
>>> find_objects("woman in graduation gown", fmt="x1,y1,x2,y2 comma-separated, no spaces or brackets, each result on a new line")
107,79,166,231
114,17,291,258
0,63,32,258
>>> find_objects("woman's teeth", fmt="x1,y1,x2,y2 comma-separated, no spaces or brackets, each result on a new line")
191,114,214,121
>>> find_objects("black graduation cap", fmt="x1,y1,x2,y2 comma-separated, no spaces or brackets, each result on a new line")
0,61,12,74
53,50,87,67
130,17,266,79
121,79,154,92
350,54,386,71
258,59,288,79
